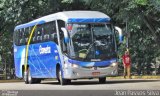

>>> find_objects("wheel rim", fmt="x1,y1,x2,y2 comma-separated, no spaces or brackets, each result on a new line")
23,71,28,83
28,70,32,82
59,70,62,83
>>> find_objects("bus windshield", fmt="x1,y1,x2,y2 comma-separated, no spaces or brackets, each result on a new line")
68,23,117,61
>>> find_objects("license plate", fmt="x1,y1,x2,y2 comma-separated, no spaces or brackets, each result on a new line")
92,72,100,76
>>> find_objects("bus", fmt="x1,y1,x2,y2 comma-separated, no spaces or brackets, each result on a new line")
13,11,122,85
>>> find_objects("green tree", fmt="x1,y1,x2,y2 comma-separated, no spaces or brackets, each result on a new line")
0,0,160,78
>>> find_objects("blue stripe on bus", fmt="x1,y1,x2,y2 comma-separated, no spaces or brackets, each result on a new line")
14,20,45,30
67,18,110,23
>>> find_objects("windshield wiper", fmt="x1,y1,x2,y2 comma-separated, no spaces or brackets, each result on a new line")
83,40,97,60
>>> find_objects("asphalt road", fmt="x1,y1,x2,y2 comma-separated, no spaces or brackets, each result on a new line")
0,79,160,90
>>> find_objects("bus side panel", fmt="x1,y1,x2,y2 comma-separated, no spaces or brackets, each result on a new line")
28,42,60,78
14,45,26,78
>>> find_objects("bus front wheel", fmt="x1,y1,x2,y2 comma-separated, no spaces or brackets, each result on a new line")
99,77,106,84
58,69,70,85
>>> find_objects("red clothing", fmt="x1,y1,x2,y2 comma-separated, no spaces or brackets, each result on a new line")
122,54,131,66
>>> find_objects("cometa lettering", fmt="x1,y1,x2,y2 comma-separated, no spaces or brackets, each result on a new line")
39,45,51,54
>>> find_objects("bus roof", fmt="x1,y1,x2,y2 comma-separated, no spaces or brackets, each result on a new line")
15,11,111,30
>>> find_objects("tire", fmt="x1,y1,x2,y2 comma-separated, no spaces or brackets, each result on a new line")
99,77,106,84
58,68,67,85
28,68,41,84
23,71,29,84
56,72,60,83
66,79,71,84
33,79,41,84
23,68,41,84
28,69,34,84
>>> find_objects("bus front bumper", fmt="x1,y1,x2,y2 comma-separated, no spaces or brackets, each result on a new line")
63,64,118,79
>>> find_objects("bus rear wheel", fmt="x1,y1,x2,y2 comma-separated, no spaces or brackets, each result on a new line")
28,69,34,84
99,77,106,84
35,79,41,83
24,68,41,84
28,69,42,84
23,70,29,84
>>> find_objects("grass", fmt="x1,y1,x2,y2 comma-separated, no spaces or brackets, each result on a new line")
0,79,23,83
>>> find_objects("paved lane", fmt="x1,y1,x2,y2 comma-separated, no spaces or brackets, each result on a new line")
0,79,160,90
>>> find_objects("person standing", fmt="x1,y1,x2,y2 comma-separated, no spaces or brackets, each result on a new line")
122,50,131,79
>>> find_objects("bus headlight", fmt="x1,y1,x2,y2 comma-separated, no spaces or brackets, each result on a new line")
72,64,79,68
110,62,118,67
64,62,72,68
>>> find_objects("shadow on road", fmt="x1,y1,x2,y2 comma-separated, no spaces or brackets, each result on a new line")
105,79,160,84
41,79,160,86
42,80,101,85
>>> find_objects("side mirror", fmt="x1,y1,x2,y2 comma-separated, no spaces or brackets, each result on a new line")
61,27,69,43
115,26,123,43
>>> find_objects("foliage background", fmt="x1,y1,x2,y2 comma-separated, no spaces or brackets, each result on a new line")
0,0,160,78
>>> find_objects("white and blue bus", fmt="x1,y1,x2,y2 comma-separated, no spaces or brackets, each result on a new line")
13,11,122,85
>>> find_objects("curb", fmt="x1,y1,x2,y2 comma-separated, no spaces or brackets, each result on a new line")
107,76,160,79
0,76,160,83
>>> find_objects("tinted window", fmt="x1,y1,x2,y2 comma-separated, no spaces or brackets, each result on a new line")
24,28,29,44
50,21,58,44
43,23,50,42
19,29,25,45
13,30,19,45
57,20,66,53
14,21,59,45
36,25,43,43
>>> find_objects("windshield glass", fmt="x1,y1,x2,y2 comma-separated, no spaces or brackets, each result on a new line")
68,23,116,61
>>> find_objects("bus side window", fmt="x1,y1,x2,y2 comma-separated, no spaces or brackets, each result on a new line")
28,27,31,36
19,30,22,45
57,20,66,53
25,27,29,44
14,30,19,46
58,20,65,39
23,28,26,45
50,21,58,44
30,26,36,44
43,23,50,42
17,30,21,45
41,26,44,42
32,32,36,44
36,25,42,42
19,29,24,45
